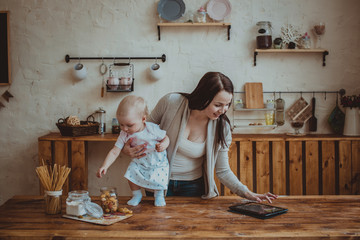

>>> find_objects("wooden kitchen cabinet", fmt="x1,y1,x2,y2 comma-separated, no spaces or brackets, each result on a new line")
216,134,360,196
39,133,359,196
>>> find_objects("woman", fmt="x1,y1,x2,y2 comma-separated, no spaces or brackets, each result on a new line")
123,72,277,203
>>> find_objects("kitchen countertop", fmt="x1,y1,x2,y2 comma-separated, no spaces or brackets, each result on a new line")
0,195,359,239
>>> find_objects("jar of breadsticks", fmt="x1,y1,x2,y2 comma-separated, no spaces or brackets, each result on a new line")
100,187,118,213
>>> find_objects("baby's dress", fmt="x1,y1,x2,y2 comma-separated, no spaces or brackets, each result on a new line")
115,122,169,190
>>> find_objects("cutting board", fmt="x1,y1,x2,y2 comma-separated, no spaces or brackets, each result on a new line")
245,82,264,109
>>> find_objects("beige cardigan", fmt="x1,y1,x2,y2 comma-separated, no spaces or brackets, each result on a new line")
149,93,250,199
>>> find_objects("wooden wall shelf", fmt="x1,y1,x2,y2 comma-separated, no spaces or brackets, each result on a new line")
157,22,231,40
254,48,329,66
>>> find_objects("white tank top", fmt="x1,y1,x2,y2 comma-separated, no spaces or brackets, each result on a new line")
171,136,205,180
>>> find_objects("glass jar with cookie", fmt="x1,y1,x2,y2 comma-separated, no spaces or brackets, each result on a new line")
100,187,118,214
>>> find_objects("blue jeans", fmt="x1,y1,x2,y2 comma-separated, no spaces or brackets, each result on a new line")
146,177,205,197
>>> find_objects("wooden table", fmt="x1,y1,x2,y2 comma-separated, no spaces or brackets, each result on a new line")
1,195,359,239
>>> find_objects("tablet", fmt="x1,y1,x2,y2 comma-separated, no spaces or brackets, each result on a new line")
229,202,288,219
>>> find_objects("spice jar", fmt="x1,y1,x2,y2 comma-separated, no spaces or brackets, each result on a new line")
100,187,119,213
256,21,272,49
66,190,91,216
44,190,62,214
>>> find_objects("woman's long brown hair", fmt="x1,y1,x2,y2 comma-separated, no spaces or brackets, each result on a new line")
181,72,233,148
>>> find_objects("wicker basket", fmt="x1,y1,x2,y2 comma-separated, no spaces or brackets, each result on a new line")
56,116,99,137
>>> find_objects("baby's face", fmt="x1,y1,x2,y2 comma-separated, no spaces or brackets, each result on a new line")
117,111,145,135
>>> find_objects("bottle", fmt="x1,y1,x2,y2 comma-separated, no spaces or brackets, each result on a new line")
100,187,118,213
112,118,120,134
275,98,285,126
66,190,91,216
256,21,272,49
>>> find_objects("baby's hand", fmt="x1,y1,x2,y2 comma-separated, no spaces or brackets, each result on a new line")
96,167,107,178
156,135,169,152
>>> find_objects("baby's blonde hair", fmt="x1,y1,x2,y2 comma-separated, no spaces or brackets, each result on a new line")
116,95,149,119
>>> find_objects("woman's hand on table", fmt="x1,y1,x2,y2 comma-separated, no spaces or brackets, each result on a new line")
244,192,278,204
122,138,147,159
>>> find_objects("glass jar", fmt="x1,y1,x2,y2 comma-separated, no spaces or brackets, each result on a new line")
301,32,311,49
95,107,106,134
112,118,120,134
196,7,207,23
100,187,118,213
66,190,91,216
256,21,272,49
234,99,243,110
44,190,62,215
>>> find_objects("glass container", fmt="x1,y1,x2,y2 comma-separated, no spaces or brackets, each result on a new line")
66,190,91,216
265,112,274,125
112,118,120,134
290,120,305,135
44,190,62,215
256,21,272,49
234,99,243,110
301,32,311,49
100,187,119,213
95,107,106,134
196,7,207,23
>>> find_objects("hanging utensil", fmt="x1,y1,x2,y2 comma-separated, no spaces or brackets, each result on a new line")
309,94,317,132
99,59,107,98
328,93,345,134
275,93,285,126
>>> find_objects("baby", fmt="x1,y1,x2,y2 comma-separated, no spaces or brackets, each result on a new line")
97,95,169,207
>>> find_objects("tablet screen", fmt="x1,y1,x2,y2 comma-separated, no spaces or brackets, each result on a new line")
229,202,288,219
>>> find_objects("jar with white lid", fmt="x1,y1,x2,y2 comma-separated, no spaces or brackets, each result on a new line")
66,190,91,216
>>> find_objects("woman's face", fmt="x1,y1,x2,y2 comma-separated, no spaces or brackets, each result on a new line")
203,90,232,120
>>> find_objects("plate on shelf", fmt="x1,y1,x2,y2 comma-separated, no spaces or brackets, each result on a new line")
157,0,185,21
207,0,231,21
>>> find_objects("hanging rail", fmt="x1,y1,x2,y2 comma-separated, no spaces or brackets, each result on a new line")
65,54,166,63
235,89,346,96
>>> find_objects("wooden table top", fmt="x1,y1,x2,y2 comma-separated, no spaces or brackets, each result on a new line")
0,195,359,239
